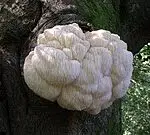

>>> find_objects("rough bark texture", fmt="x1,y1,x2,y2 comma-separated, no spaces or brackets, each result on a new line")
0,0,150,135
120,0,150,54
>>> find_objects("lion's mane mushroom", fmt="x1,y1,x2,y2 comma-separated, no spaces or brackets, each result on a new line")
23,23,133,114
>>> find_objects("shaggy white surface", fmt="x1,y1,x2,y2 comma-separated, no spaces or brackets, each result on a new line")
24,23,133,114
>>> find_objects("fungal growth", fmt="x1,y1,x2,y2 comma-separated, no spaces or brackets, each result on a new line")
23,23,133,114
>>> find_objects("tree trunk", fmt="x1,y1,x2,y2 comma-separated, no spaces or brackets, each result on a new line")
0,0,150,135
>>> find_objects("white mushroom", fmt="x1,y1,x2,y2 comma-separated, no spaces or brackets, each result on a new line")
23,23,133,114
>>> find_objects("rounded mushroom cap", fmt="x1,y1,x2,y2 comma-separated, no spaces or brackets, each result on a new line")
23,23,133,114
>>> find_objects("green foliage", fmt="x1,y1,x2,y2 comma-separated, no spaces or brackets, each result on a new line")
74,0,120,32
123,44,150,135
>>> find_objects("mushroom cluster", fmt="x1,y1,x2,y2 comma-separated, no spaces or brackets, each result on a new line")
23,23,133,114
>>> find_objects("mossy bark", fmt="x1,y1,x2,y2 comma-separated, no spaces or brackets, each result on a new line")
0,0,150,135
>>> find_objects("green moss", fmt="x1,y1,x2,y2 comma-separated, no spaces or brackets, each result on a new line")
74,0,120,33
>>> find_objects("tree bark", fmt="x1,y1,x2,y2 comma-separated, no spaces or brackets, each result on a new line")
0,0,150,135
